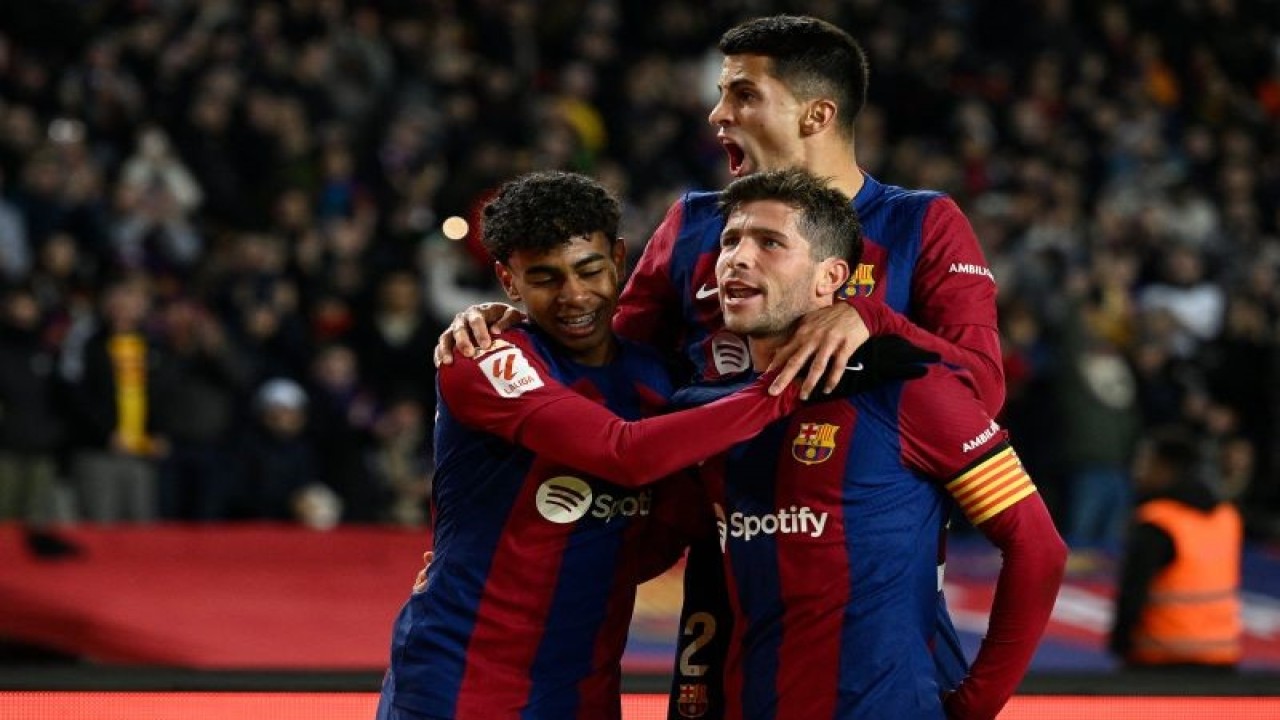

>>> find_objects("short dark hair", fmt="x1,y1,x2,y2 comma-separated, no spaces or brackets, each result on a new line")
719,15,869,136
482,171,620,265
719,168,862,265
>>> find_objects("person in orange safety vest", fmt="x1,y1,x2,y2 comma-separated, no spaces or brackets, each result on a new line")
1109,425,1243,669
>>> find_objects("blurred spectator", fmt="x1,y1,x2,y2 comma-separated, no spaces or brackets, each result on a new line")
151,297,246,520
306,343,378,522
0,285,66,522
214,233,311,384
422,236,504,322
1137,244,1225,359
0,0,1274,534
65,274,168,523
29,231,94,321
112,125,203,273
238,377,330,525
176,88,247,229
349,268,440,409
1204,293,1279,530
0,168,32,281
997,297,1063,519
367,395,431,528
1109,425,1242,670
12,147,71,249
17,119,113,259
1056,277,1143,548
315,140,373,223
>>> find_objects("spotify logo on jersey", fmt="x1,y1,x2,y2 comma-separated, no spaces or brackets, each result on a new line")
534,477,653,524
536,476,593,523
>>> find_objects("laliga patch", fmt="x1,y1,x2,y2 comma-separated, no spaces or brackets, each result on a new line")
482,346,544,398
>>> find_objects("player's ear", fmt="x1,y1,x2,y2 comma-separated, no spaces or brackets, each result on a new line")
815,257,850,297
801,98,837,137
611,237,627,276
495,262,521,302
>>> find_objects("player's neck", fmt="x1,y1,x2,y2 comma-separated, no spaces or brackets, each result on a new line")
746,300,836,372
749,335,783,372
563,335,619,367
804,137,864,199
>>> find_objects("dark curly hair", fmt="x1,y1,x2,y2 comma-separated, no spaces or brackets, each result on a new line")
482,171,620,264
719,15,869,137
719,168,862,265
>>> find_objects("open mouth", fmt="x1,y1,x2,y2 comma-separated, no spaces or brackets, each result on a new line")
720,282,761,306
721,139,746,176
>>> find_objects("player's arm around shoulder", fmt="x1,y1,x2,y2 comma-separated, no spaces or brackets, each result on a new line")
436,333,563,439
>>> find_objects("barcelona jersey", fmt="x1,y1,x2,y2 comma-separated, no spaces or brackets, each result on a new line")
381,323,812,720
382,327,680,720
617,173,1003,720
700,365,1034,719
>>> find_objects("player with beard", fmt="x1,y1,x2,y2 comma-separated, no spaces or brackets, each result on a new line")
694,168,1063,719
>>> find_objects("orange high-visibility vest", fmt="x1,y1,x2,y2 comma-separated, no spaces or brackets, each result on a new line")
1129,498,1243,665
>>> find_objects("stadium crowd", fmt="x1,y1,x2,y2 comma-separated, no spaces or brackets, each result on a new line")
0,0,1277,541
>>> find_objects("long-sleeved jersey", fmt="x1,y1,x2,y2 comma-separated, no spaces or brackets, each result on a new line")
381,325,804,720
615,174,1007,719
697,364,1065,720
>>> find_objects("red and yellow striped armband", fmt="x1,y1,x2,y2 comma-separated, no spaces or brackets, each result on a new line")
944,445,1037,526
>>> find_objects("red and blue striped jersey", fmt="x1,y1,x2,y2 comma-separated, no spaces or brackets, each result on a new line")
701,365,1036,720
623,173,1005,720
383,325,803,720
385,327,678,720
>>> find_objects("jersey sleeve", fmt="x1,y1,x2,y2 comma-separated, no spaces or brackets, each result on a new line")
944,490,1067,720
437,339,801,488
848,195,1005,416
896,364,1019,510
614,197,685,350
913,196,997,330
896,367,1067,720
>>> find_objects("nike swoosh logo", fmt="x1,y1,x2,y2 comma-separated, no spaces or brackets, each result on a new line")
695,284,719,300
847,363,864,372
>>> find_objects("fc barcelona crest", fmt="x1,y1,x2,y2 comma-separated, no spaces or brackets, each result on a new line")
677,683,709,718
837,262,876,299
792,422,839,465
